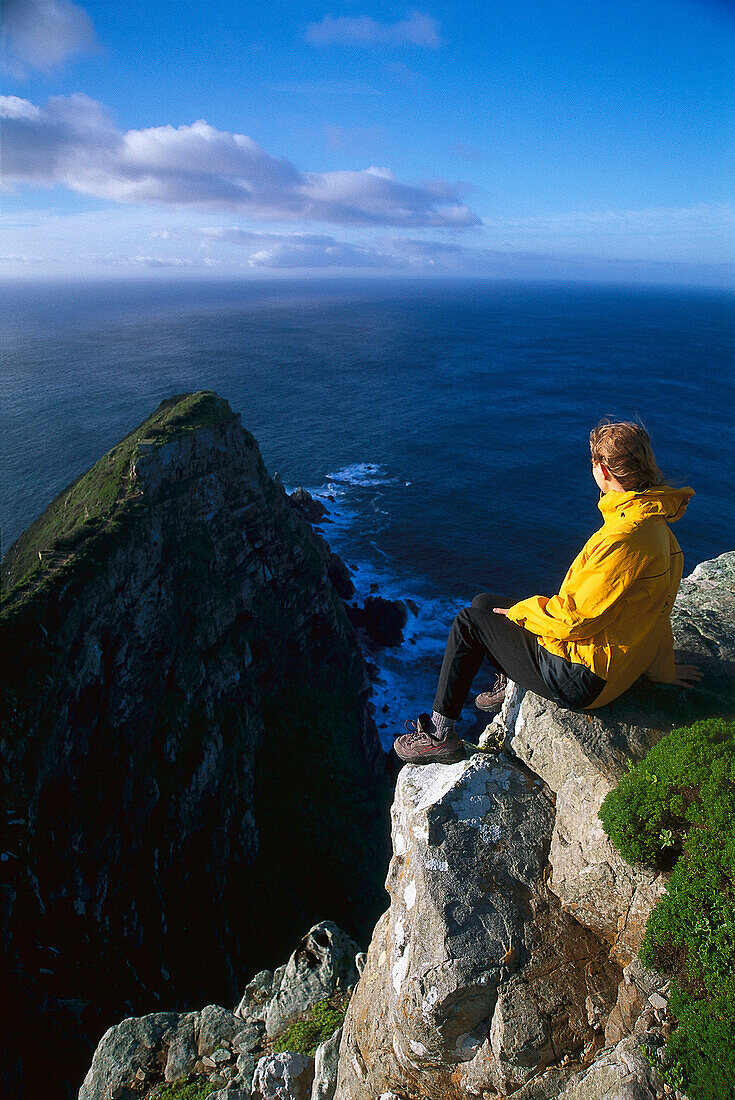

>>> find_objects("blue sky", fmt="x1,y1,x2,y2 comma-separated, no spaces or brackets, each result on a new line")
2,0,734,280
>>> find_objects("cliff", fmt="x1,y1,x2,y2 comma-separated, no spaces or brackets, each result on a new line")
75,552,734,1100
0,393,390,1099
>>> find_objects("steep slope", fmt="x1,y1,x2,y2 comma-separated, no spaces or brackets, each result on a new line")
0,392,390,1099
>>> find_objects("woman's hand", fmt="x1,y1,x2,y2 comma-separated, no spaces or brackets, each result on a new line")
493,607,510,616
672,663,703,688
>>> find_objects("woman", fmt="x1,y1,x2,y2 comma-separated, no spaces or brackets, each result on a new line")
394,421,702,765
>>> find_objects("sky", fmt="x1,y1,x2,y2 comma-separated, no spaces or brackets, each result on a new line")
2,0,734,281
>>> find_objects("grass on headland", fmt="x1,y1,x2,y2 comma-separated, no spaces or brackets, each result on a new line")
1,391,229,600
599,717,735,1100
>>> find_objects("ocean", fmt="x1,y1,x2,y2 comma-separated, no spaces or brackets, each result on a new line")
2,277,734,748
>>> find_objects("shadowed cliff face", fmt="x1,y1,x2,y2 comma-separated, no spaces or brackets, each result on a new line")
0,392,390,1099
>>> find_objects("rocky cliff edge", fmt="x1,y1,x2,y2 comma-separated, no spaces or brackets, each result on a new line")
77,552,734,1100
1,392,390,1098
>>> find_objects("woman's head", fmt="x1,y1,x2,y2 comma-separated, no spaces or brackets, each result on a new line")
589,420,664,492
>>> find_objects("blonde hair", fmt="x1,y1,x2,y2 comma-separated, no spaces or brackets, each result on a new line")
589,420,664,492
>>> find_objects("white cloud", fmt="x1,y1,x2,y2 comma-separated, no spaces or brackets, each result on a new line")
1,94,480,229
199,227,394,268
1,0,100,76
305,10,441,49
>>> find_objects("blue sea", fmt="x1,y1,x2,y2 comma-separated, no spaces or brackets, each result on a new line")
2,278,734,748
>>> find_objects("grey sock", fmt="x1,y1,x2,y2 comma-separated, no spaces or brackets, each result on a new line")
432,711,456,739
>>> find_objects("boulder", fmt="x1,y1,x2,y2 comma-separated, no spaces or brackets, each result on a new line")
289,488,330,525
265,921,361,1039
235,969,277,1024
335,751,619,1100
252,1051,316,1100
78,1012,179,1100
78,1004,258,1100
311,1026,343,1100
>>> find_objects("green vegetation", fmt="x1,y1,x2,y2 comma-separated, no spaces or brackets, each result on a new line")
599,718,735,1100
149,1076,223,1100
1,391,229,599
272,994,350,1057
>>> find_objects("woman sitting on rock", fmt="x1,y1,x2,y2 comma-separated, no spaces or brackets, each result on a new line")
395,420,702,765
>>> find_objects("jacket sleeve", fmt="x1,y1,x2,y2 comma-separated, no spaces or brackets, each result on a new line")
642,620,677,683
507,533,653,643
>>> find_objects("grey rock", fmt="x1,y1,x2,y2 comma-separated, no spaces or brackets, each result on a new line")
236,1052,256,1084
327,554,355,601
164,1012,198,1081
197,1004,244,1055
311,1026,342,1100
204,1047,233,1066
252,1051,316,1100
236,969,276,1020
556,1034,664,1099
78,1012,180,1100
231,1022,263,1054
80,1002,260,1099
289,488,329,525
335,751,618,1100
265,921,360,1039
212,1053,257,1097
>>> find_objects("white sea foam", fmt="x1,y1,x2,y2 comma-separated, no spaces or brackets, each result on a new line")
324,462,397,488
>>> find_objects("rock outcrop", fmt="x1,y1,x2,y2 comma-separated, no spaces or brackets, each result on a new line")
1,394,389,1099
78,920,358,1100
498,550,735,964
335,753,620,1100
334,551,734,1100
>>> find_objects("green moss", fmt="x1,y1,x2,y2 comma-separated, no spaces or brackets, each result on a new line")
272,994,350,1057
599,718,735,1100
1,391,230,601
149,1076,223,1100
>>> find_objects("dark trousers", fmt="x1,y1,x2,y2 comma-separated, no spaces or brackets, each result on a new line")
433,593,604,719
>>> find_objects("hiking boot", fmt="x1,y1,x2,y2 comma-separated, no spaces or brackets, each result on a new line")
393,713,465,765
475,674,507,713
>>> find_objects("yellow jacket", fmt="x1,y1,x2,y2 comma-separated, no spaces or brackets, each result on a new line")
507,486,694,708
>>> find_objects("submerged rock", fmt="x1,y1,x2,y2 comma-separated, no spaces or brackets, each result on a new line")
346,595,409,647
289,488,330,525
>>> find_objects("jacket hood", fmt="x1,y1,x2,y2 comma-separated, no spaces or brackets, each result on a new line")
598,485,694,524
